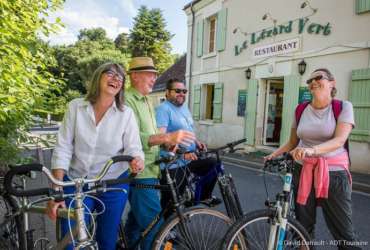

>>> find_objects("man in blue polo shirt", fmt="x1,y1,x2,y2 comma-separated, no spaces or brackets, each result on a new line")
155,78,220,216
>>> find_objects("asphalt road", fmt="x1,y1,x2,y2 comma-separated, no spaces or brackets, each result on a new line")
215,161,370,250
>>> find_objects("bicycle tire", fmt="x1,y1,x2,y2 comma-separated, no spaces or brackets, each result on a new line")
0,193,26,250
221,209,312,250
152,207,232,250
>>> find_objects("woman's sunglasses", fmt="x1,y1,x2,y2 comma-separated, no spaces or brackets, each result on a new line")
170,88,188,94
306,75,329,84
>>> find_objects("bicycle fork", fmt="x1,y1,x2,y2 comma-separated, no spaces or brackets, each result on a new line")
267,172,293,250
73,179,97,249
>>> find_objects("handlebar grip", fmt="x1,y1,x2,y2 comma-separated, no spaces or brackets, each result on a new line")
265,153,294,166
111,155,134,164
98,174,135,186
229,138,247,147
4,164,54,197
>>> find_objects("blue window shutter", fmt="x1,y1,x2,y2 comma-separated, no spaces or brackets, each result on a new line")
212,83,224,122
216,8,228,52
196,20,204,57
192,84,201,120
280,75,301,145
349,68,370,142
356,0,370,14
245,79,258,145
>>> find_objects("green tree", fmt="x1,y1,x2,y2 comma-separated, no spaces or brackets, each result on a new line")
0,0,64,167
52,28,118,94
114,32,129,54
78,27,107,41
129,6,174,73
77,50,130,88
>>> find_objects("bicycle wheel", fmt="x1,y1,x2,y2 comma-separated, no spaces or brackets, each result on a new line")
0,193,26,250
222,209,312,250
152,207,232,250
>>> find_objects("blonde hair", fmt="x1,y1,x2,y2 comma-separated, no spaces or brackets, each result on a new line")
86,63,126,111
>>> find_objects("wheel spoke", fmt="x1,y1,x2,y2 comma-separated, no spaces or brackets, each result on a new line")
154,208,231,250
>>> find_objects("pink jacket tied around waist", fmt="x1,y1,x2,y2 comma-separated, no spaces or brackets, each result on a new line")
297,151,352,205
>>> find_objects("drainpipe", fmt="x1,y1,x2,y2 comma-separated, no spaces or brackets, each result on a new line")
188,2,195,109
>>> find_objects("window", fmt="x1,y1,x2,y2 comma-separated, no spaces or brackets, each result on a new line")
203,84,215,119
208,17,216,53
192,83,223,122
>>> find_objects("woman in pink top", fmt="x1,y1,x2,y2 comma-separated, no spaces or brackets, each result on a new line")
266,68,360,249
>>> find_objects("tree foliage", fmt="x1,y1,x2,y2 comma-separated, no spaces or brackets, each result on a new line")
129,6,174,73
0,0,64,166
114,32,129,54
51,29,119,93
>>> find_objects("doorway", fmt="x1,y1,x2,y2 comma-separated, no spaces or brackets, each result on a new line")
263,80,284,145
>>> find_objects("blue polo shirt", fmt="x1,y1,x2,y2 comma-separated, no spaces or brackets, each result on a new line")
155,100,196,168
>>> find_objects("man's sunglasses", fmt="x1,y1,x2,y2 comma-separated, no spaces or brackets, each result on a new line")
104,70,124,82
306,75,329,84
170,88,188,94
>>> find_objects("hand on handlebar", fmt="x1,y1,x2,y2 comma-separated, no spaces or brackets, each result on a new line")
290,147,314,161
46,200,66,221
130,157,144,174
196,141,207,151
264,153,277,163
184,152,198,161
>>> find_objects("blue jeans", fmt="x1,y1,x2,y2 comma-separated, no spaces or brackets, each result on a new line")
125,178,163,250
60,171,129,250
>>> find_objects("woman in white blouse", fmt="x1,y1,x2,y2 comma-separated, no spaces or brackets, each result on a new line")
47,62,144,250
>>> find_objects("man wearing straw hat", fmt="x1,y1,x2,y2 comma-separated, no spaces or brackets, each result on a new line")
124,57,195,249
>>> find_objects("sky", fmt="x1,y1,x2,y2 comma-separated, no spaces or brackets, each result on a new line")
47,0,190,54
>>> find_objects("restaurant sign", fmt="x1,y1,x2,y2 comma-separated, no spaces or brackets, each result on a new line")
253,38,300,58
235,17,332,56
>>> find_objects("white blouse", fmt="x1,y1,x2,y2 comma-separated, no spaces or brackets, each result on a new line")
51,98,144,180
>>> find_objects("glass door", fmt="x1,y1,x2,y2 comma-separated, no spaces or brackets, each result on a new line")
263,80,284,145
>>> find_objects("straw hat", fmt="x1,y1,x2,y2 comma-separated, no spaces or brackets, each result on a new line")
128,57,158,73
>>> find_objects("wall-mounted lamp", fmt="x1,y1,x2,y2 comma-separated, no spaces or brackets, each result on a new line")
262,13,277,25
245,67,252,79
232,27,248,36
298,59,307,75
301,0,318,13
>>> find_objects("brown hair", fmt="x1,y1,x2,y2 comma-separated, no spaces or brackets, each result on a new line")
86,63,126,111
312,68,337,97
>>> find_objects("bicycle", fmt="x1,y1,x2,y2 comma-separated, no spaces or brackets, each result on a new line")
116,150,240,250
1,155,135,250
191,138,246,220
221,153,312,250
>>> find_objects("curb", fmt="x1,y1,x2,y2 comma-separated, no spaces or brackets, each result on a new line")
222,155,370,194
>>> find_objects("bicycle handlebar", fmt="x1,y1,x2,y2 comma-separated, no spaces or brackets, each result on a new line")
264,153,294,172
4,163,58,197
202,138,246,155
4,155,134,197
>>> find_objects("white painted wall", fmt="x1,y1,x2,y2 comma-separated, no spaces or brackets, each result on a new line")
185,0,370,173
